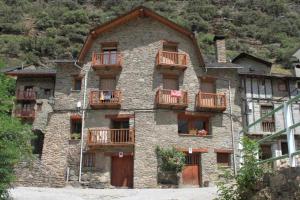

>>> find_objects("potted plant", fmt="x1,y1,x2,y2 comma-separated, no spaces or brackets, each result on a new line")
71,132,81,140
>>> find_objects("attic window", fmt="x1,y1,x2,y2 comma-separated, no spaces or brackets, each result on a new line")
162,41,178,52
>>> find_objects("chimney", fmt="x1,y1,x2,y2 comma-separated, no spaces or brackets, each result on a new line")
214,35,226,63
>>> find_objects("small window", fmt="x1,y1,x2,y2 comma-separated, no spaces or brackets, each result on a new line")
70,118,82,140
281,142,288,155
178,114,209,136
37,103,42,111
260,144,272,160
217,153,231,167
163,41,178,52
73,77,82,91
261,105,275,132
278,80,287,91
44,89,51,98
83,153,95,168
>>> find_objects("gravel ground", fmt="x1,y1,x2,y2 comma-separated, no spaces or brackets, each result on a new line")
10,186,218,200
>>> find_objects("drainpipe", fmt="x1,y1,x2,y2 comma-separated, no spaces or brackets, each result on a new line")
227,80,237,175
78,62,91,182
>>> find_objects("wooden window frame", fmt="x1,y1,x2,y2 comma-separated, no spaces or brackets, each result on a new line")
162,74,179,90
260,105,274,122
178,114,209,136
162,40,178,52
216,152,231,167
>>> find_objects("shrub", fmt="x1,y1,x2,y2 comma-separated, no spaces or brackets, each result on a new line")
156,146,185,173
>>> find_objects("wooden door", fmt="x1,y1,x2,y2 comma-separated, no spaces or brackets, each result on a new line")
111,155,133,188
163,77,179,104
201,80,216,107
182,153,201,186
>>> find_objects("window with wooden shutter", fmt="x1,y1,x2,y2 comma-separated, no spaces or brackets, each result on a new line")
261,105,275,132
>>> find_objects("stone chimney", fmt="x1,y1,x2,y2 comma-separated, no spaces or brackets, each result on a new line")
214,35,226,63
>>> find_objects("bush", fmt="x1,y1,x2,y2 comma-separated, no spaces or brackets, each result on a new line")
156,146,185,173
217,136,268,200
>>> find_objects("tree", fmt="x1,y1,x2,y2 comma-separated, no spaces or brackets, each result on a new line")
0,72,33,199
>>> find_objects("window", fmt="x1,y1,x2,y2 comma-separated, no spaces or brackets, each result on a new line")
73,77,82,91
100,78,116,90
201,78,216,93
31,130,44,158
217,153,231,167
281,142,288,155
83,153,95,168
37,103,42,111
44,89,51,98
178,114,209,136
163,41,178,52
101,42,118,65
260,144,272,160
261,105,275,132
163,76,179,90
296,81,300,90
278,80,287,91
70,118,82,140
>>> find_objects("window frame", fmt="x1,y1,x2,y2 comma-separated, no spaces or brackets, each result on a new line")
278,80,287,92
216,152,231,167
70,118,82,140
83,152,95,168
178,114,209,136
73,76,82,91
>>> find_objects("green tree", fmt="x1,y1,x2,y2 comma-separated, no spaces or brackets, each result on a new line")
217,136,266,200
0,72,33,199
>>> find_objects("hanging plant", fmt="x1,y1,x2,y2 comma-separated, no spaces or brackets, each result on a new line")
156,146,185,173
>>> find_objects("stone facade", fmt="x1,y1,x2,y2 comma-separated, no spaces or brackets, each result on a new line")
12,8,243,188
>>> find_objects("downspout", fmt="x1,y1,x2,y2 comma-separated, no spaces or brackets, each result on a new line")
76,60,90,182
228,80,237,175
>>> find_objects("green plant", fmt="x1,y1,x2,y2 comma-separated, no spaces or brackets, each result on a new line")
155,146,185,173
0,74,33,199
217,136,266,200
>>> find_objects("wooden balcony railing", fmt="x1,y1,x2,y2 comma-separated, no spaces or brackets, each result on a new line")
15,109,35,119
88,128,135,146
91,52,122,69
156,89,188,109
262,121,276,132
89,90,121,108
196,92,226,112
16,90,36,100
156,50,188,69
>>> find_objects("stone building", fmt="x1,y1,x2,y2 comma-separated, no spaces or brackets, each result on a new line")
5,6,243,188
232,53,300,168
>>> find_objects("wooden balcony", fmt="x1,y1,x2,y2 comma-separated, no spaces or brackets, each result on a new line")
196,92,226,112
91,52,122,70
89,90,121,109
156,50,188,70
88,128,135,147
15,109,35,119
262,121,276,132
156,89,188,109
16,90,36,101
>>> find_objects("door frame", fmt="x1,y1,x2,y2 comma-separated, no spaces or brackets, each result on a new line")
182,152,202,187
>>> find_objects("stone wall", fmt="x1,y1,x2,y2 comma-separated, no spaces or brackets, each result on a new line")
250,167,300,200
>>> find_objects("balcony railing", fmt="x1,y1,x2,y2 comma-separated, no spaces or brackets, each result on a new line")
156,89,188,109
262,121,276,132
88,128,135,146
156,50,188,69
16,90,36,100
89,90,121,108
196,92,226,112
91,52,122,69
15,109,35,119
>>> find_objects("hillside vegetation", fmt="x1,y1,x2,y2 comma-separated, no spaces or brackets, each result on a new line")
0,0,300,67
